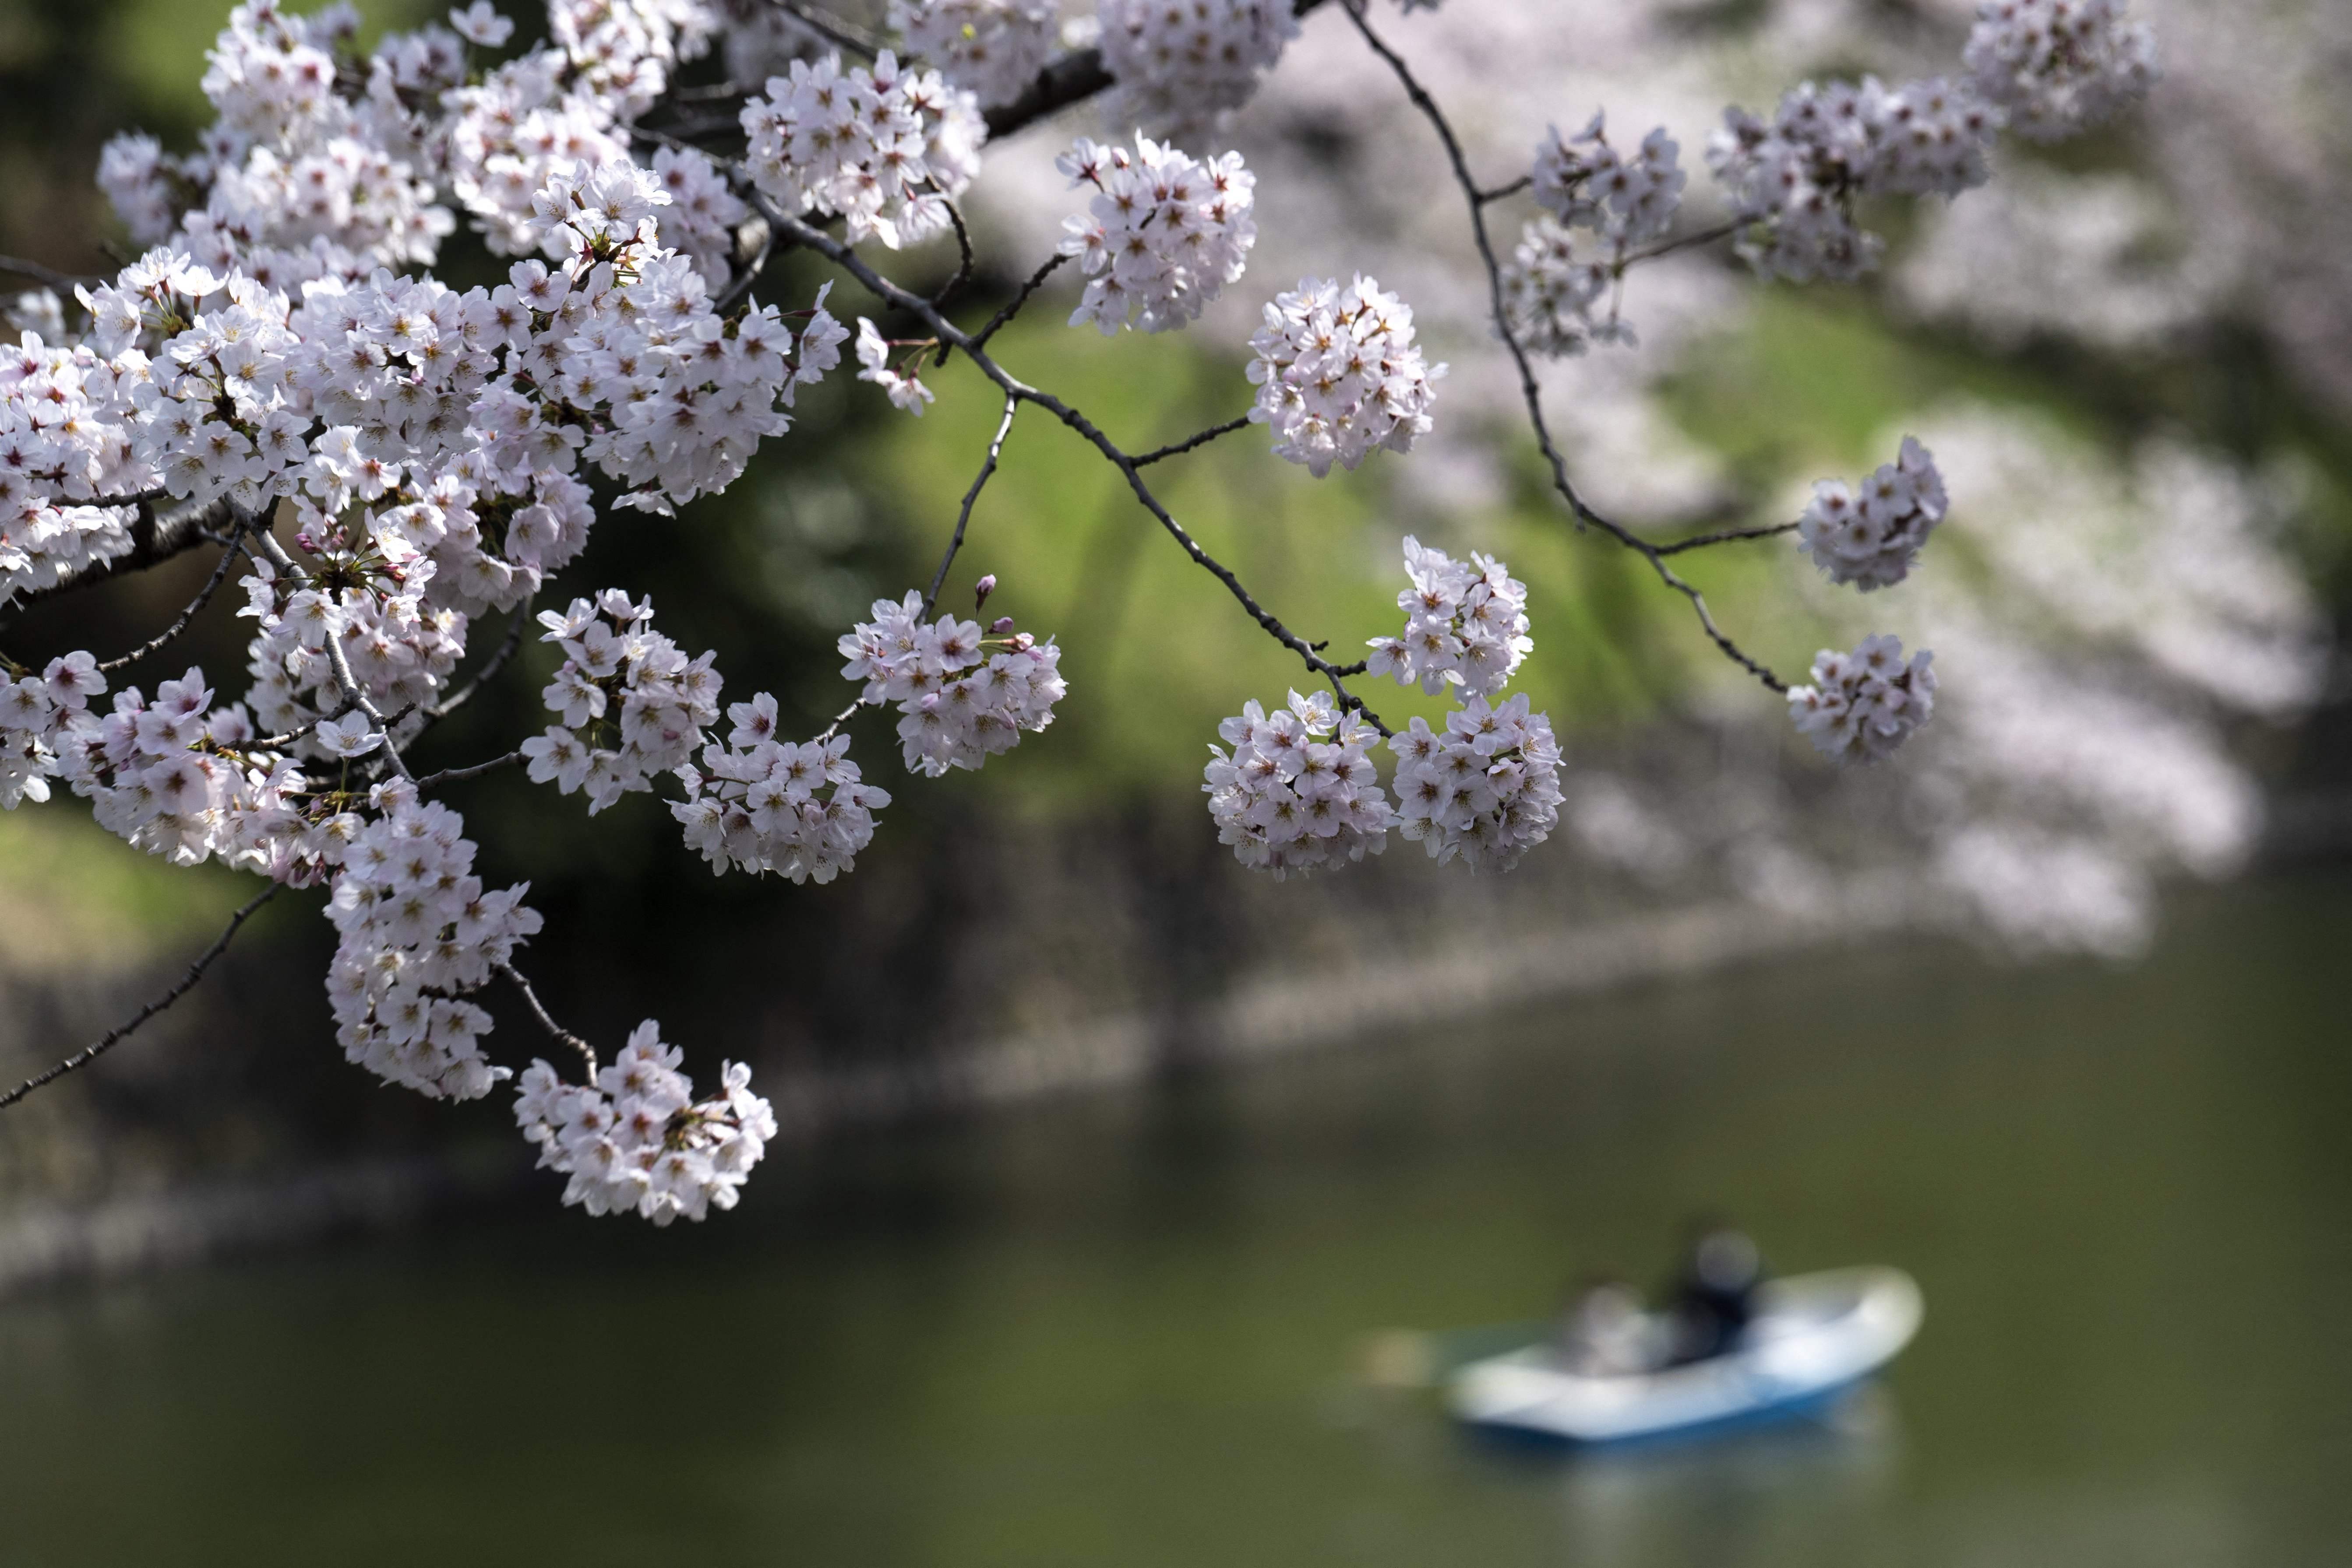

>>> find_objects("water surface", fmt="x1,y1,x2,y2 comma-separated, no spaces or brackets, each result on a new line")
4,876,2349,1565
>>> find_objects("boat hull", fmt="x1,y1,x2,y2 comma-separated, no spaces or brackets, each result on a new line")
1448,1266,1923,1445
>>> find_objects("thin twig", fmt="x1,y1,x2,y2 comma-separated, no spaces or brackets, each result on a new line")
0,885,281,1111
0,254,99,292
1622,219,1742,267
496,961,598,1079
414,749,525,790
1343,3,1787,693
1477,174,1533,204
428,600,533,722
1652,520,1800,557
97,529,246,673
971,252,1071,350
924,395,1019,613
1132,415,1252,468
932,200,977,317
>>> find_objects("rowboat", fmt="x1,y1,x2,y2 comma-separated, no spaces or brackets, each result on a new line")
1448,1266,1923,1445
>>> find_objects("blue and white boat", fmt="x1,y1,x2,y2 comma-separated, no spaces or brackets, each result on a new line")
1448,1266,1923,1445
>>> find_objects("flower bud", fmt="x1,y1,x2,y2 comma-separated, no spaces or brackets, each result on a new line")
974,573,998,609
990,616,1015,635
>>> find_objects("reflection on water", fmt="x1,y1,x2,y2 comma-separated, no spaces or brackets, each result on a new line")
3,875,2351,1566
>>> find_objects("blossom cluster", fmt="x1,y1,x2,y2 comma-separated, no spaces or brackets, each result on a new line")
838,590,1068,777
1365,536,1533,698
648,145,752,287
1389,693,1565,874
1533,114,1686,248
1246,276,1444,476
1787,635,1939,763
514,1021,777,1224
1056,134,1257,335
522,591,723,814
674,695,890,883
1795,437,1949,591
1707,77,2002,282
1504,115,1684,356
323,779,543,1100
1202,691,1393,879
0,653,105,809
1964,0,2159,142
102,2,448,286
0,318,145,603
25,663,243,870
442,44,630,259
1097,0,1300,134
889,0,1060,110
740,50,987,249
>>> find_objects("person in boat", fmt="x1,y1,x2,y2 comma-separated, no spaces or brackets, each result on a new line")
1555,1275,1657,1375
1661,1226,1764,1366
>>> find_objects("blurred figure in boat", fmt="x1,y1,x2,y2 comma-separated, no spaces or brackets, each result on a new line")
1556,1275,1658,1375
1663,1224,1764,1366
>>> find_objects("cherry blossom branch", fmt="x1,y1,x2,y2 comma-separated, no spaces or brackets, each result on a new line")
1342,1,1788,693
96,527,246,674
1652,520,1801,557
495,961,597,1078
924,393,1019,612
970,253,1071,351
759,201,1389,728
0,884,279,1112
1132,415,1252,468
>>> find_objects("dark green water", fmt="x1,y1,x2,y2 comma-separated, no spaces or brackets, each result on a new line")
5,875,2351,1566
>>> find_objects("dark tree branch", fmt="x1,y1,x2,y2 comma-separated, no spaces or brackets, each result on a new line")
1132,415,1252,468
97,529,246,674
0,885,281,1111
970,252,1071,350
1652,520,1801,557
497,961,598,1079
932,200,977,315
414,750,525,789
